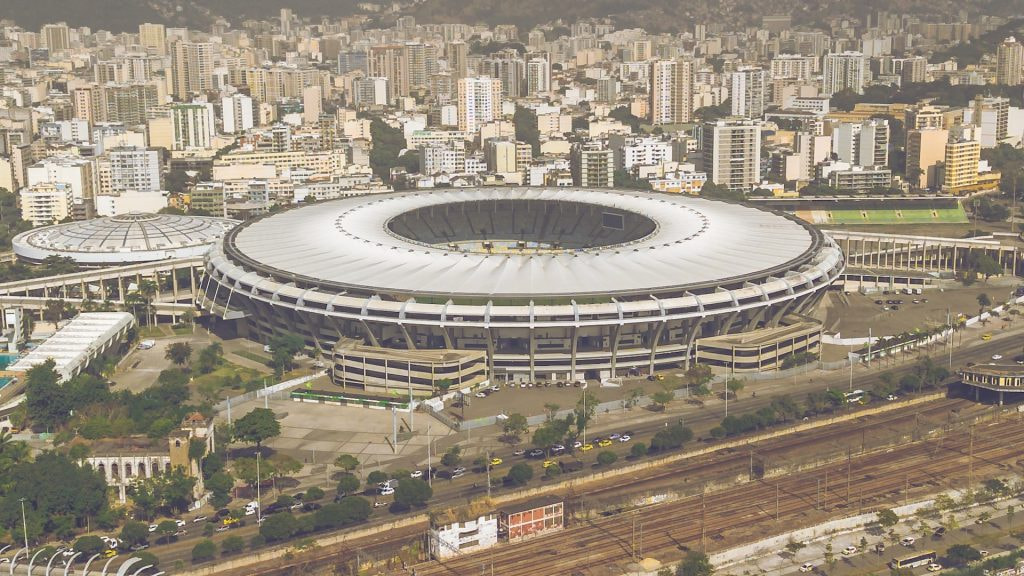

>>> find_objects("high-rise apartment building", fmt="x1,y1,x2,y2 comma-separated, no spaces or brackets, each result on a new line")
832,119,889,167
170,103,216,150
20,183,75,227
526,58,550,96
368,45,409,103
649,59,693,125
943,138,981,193
731,67,768,118
822,51,867,96
170,42,214,99
906,128,949,190
27,156,97,204
457,77,502,134
769,54,815,81
138,23,167,56
996,37,1024,86
972,96,1009,147
448,41,469,79
353,78,389,107
702,119,762,192
571,144,614,188
108,146,161,193
41,23,71,52
222,94,254,134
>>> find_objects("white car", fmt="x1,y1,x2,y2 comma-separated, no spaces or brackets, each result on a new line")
992,354,1004,360
799,563,814,573
572,441,583,449
148,524,158,533
900,536,916,546
378,486,395,496
175,519,186,527
842,546,857,556
474,392,487,398
410,470,423,478
618,435,631,442
928,563,942,572
550,444,565,453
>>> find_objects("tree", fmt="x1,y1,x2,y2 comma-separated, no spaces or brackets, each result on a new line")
120,521,150,547
260,513,299,542
650,389,675,411
977,293,992,316
156,520,178,543
367,470,389,485
877,508,899,529
700,180,745,202
74,535,106,556
596,451,618,466
676,551,713,576
650,423,693,452
233,408,281,450
165,342,193,368
440,446,462,468
502,413,529,443
337,474,360,495
393,478,433,508
973,254,1002,280
945,544,982,567
24,359,69,431
195,343,223,375
726,378,746,399
221,535,245,555
505,463,534,486
630,443,648,458
267,333,305,379
333,454,359,473
512,106,541,154
43,299,69,329
1008,504,1016,528
573,391,598,436
191,539,217,562
306,486,325,501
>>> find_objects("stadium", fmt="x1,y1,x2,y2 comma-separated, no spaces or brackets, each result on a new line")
11,212,237,266
199,188,845,393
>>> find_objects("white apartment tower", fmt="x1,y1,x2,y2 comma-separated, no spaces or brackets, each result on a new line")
222,94,254,134
457,77,502,135
702,120,762,192
731,67,768,118
822,51,867,96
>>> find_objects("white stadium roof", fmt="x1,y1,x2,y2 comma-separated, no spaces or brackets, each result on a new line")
228,188,820,299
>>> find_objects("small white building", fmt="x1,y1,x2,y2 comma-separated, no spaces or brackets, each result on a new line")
430,514,499,559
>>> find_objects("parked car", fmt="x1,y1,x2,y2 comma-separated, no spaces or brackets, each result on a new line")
799,563,814,573
900,536,916,546
527,449,544,458
928,563,942,572
842,546,857,556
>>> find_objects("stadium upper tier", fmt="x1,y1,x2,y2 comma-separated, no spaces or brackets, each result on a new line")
218,188,833,300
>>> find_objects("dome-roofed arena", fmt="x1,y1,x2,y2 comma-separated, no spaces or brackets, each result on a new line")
12,213,237,266
200,188,844,388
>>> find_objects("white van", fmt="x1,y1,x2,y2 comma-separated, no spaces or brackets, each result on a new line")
138,339,156,350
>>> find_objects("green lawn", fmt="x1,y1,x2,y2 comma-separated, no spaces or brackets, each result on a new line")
191,361,266,403
234,350,271,365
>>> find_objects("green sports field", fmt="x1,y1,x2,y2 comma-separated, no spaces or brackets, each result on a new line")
801,206,968,225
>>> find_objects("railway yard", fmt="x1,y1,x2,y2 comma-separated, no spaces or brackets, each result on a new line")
216,396,1019,576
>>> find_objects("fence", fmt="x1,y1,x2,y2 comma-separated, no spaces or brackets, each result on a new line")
215,371,326,414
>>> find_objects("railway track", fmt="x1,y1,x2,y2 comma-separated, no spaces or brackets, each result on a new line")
404,412,1024,576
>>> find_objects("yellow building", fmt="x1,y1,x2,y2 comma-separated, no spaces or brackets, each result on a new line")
943,138,981,193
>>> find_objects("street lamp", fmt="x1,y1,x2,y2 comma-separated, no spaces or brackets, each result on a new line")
18,498,28,554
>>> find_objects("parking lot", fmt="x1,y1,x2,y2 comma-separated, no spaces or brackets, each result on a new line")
821,280,1020,338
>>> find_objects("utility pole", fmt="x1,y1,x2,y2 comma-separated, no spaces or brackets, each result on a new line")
776,482,780,522
968,424,975,495
700,485,707,553
824,470,828,511
19,498,28,553
846,448,852,506
427,425,433,487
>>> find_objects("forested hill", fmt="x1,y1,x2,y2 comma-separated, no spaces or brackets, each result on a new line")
3,0,1021,34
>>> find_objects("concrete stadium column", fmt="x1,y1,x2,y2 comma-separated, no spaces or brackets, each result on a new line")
906,242,913,270
117,276,125,300
682,318,705,369
570,326,578,381
951,246,958,274
875,239,882,268
440,326,453,349
528,327,536,383
648,321,666,376
171,267,179,301
80,280,86,300
485,327,496,381
609,324,622,378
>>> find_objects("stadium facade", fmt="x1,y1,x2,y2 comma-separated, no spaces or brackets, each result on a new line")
199,188,844,393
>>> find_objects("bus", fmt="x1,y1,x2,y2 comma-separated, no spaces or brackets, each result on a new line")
889,551,937,570
843,389,865,404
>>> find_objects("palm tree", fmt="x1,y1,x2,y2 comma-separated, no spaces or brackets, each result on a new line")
138,280,158,326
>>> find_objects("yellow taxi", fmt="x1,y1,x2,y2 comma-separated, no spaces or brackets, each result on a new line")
598,439,613,447
542,460,557,468
102,549,117,558
579,444,594,452
488,457,503,466
981,333,992,341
